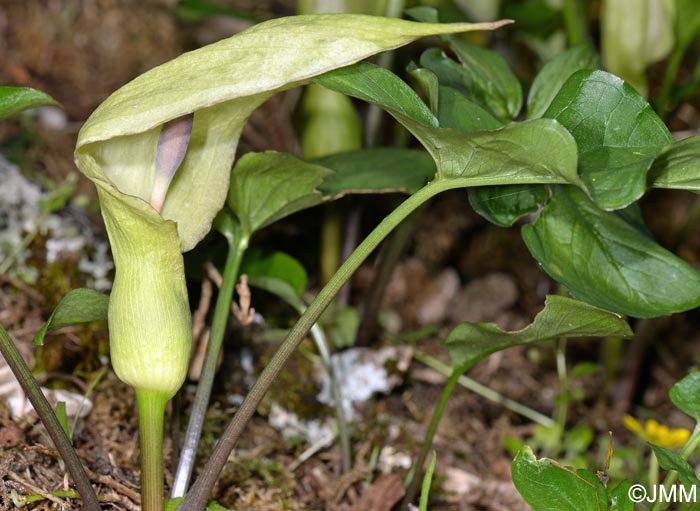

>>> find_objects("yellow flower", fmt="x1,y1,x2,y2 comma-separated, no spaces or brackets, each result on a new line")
624,415,691,448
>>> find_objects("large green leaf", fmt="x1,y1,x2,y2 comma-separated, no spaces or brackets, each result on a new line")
522,186,700,318
544,70,674,210
76,14,507,252
429,119,580,185
0,86,58,120
512,446,608,511
527,43,600,119
315,148,436,197
33,289,109,346
316,63,581,188
648,136,700,192
228,151,332,237
444,295,631,371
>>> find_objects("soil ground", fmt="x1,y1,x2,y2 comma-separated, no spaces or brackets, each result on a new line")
2,2,700,510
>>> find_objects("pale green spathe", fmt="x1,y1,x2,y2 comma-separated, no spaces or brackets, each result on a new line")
74,14,508,397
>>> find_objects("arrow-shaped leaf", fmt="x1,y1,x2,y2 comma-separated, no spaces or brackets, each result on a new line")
444,295,631,372
512,446,608,511
522,186,700,318
544,70,674,210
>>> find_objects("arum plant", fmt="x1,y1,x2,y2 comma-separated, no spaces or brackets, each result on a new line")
74,13,511,511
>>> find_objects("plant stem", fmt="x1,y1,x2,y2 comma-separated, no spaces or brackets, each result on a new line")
356,204,418,346
137,390,168,511
413,351,555,427
655,45,685,119
562,0,586,46
555,338,568,447
651,421,700,511
649,449,659,488
0,324,101,511
178,179,462,511
171,233,248,498
401,368,461,508
309,322,351,472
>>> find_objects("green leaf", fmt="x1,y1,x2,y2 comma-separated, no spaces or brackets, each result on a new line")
648,136,700,192
544,70,674,210
522,186,700,318
430,119,581,185
228,151,331,236
0,86,58,120
247,276,305,312
468,184,545,227
316,148,436,197
512,446,607,511
407,65,440,115
325,306,360,349
527,43,600,119
241,250,308,297
669,371,700,420
33,289,109,346
444,36,523,120
437,85,503,133
650,444,700,489
577,145,661,210
444,295,631,371
54,401,70,441
409,8,521,121
315,61,439,132
609,480,634,511
76,14,508,252
317,62,581,189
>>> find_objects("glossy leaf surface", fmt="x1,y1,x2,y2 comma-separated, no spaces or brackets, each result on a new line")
670,371,700,420
0,86,58,119
648,136,700,192
527,43,599,119
228,151,332,237
544,70,674,210
468,184,545,227
512,446,608,511
522,186,700,317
